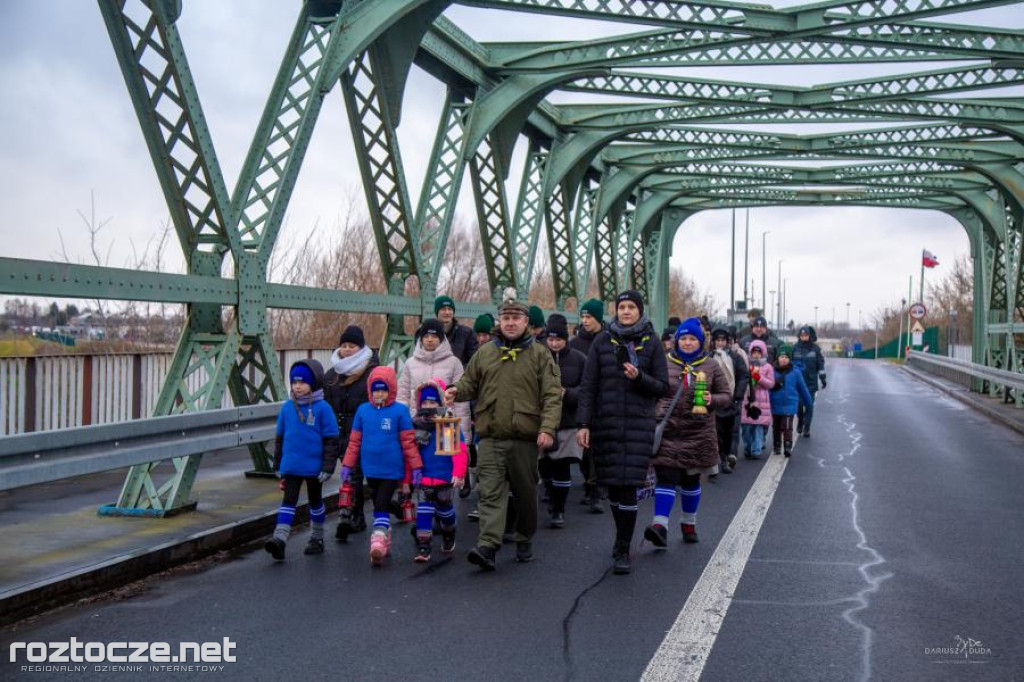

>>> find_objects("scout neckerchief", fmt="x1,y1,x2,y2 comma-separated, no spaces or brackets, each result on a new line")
495,332,534,362
668,353,708,389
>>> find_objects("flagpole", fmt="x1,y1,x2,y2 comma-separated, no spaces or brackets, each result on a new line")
906,275,913,356
919,253,925,307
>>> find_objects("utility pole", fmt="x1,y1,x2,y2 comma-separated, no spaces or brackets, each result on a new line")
761,229,770,312
776,259,784,331
846,302,851,329
814,305,819,328
783,278,788,333
742,208,749,311
730,209,736,322
769,291,776,327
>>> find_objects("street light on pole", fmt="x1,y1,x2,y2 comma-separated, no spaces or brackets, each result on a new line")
846,302,851,329
814,306,819,327
776,259,784,330
761,230,770,312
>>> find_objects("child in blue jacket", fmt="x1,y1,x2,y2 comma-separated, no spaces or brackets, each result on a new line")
769,343,813,457
266,359,340,561
342,366,422,565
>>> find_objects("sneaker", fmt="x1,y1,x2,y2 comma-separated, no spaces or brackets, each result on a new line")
467,508,480,521
720,461,734,474
612,544,632,575
414,538,432,563
802,428,811,438
681,523,699,543
264,538,286,561
586,497,605,514
644,523,668,549
304,538,324,555
369,530,390,565
549,512,565,529
467,545,497,571
514,541,534,563
727,454,737,467
440,528,456,553
784,443,793,458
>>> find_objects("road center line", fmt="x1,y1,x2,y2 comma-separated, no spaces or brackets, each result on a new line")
640,453,789,682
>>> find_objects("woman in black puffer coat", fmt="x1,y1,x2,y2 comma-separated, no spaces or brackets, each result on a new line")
577,291,669,575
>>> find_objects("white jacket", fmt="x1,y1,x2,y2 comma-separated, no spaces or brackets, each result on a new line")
397,337,471,438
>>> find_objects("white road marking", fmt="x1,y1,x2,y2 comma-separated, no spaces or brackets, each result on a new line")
640,453,789,682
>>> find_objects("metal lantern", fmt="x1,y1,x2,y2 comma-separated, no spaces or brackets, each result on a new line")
434,409,461,456
692,370,709,415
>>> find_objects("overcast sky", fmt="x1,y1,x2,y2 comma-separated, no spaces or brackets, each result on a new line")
2,1,1020,328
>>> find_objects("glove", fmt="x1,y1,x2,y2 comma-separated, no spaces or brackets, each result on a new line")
340,466,352,483
317,471,332,484
411,468,423,488
819,374,827,390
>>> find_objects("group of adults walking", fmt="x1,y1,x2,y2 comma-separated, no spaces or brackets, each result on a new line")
321,293,825,576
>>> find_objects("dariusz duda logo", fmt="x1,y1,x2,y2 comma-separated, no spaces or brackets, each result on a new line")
9,637,236,672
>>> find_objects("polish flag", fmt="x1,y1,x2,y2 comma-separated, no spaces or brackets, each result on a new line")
922,249,939,268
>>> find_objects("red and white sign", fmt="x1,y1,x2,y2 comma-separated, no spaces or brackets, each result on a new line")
909,303,927,320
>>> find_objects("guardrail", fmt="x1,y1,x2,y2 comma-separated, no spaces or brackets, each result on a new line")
0,403,280,493
907,350,1024,406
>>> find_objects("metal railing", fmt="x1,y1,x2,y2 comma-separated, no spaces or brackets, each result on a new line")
0,348,335,436
0,403,279,492
907,350,1024,406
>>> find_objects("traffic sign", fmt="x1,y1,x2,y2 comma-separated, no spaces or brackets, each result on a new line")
909,303,927,320
910,319,926,333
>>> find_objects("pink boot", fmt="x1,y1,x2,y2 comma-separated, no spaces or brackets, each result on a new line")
369,529,391,566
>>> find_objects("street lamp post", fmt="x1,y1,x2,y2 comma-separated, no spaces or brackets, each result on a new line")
814,306,819,328
761,230,770,312
776,259,784,330
846,302,851,329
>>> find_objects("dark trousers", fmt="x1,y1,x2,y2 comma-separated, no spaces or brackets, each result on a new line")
281,475,323,509
543,457,573,514
797,389,817,431
715,415,736,463
365,477,400,516
476,438,539,549
772,415,794,450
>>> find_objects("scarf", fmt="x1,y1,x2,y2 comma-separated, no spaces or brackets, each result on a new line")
331,346,373,377
291,388,323,406
609,315,653,365
495,331,534,362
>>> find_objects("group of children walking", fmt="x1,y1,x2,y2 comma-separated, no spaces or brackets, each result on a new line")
266,314,824,569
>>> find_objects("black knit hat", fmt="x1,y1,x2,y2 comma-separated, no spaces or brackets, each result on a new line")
474,313,495,334
417,318,445,340
753,315,768,328
545,314,569,340
667,316,681,328
338,325,365,348
616,290,645,316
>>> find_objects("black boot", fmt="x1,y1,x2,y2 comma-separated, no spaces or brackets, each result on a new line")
784,441,793,457
468,545,497,571
612,541,632,574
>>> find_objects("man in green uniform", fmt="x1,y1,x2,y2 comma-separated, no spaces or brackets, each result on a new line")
446,294,562,570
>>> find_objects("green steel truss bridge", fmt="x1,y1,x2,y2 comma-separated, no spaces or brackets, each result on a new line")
2,0,1022,514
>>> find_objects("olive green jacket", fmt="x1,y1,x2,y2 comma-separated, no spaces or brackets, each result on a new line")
452,336,562,441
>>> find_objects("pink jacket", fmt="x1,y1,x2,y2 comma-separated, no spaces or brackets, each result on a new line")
740,340,776,426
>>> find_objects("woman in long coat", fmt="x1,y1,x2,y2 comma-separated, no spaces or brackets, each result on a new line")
644,318,732,547
577,291,669,575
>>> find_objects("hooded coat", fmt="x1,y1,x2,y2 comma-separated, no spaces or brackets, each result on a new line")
397,335,471,440
550,342,588,431
792,326,826,391
769,361,814,416
342,366,422,480
274,359,340,477
576,317,669,487
739,328,780,364
710,326,750,418
653,353,732,471
741,340,776,426
323,346,380,451
412,378,469,485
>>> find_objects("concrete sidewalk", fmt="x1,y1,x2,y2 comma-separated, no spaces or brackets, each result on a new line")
0,448,330,626
901,363,1024,438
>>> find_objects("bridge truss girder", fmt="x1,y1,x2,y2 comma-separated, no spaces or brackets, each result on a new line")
3,0,1022,514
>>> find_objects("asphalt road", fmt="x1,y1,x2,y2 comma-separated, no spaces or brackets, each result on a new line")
3,360,1023,682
